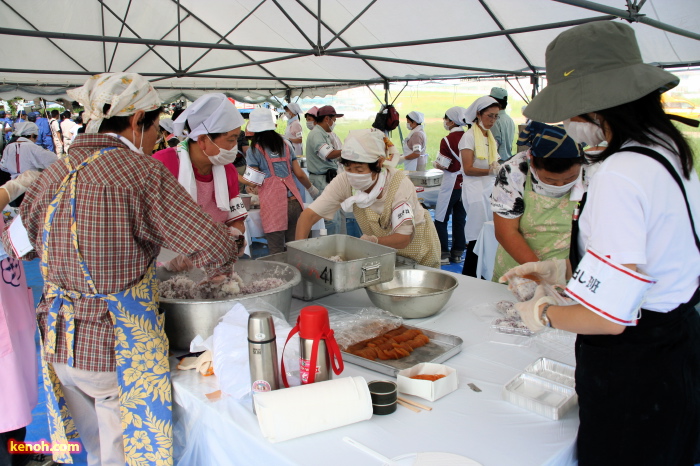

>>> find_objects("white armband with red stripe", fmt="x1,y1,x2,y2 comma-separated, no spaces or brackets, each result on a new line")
412,144,422,153
228,196,248,222
391,202,414,232
243,166,265,186
318,143,333,160
565,248,656,326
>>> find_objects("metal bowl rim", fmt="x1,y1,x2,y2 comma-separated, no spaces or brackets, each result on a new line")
366,269,459,298
158,260,301,304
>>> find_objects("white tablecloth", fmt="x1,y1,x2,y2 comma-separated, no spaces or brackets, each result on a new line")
171,272,579,466
474,221,498,281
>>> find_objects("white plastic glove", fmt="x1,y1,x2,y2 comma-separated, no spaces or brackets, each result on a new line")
360,234,378,244
163,254,194,272
514,285,557,333
0,170,41,202
397,156,406,165
307,184,320,199
229,227,246,257
489,162,500,176
499,259,568,286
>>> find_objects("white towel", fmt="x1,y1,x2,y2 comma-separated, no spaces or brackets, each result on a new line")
254,376,373,443
176,142,229,211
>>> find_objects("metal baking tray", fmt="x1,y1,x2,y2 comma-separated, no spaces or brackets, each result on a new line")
524,358,575,388
407,169,443,187
287,235,396,293
257,252,335,301
502,372,577,420
341,325,463,377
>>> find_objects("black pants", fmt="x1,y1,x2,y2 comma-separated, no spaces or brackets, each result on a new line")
434,188,466,255
461,241,478,277
575,288,700,466
0,427,30,466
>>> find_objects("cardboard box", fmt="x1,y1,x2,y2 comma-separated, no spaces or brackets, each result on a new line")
397,363,458,402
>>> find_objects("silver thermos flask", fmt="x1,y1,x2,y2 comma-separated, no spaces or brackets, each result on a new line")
248,311,280,407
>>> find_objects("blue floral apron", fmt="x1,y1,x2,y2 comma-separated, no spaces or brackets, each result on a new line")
39,148,173,465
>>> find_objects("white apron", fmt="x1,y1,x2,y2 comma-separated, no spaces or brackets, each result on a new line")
401,127,427,172
461,130,495,242
435,136,462,223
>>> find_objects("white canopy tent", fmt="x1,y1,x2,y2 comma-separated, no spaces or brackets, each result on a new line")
0,0,698,105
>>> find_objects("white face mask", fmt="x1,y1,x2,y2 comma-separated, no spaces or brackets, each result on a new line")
330,120,336,131
206,135,238,166
478,120,487,131
406,123,413,131
563,119,606,147
531,167,580,198
346,172,375,191
306,121,315,130
131,125,145,155
443,121,451,131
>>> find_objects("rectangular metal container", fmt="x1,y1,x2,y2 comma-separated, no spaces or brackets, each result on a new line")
257,252,335,301
341,325,463,377
286,235,396,293
407,170,443,187
502,372,578,420
524,358,576,388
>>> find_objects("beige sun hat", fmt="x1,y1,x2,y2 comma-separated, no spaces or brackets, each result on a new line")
524,21,679,123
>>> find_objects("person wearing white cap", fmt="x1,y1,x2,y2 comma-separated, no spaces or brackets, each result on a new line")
283,102,304,156
154,93,249,269
489,87,516,162
244,108,318,254
500,22,700,465
434,106,469,265
1,121,58,190
399,110,428,171
0,73,243,465
296,129,440,267
458,95,501,277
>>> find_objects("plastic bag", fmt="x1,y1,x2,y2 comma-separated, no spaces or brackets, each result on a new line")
331,307,403,350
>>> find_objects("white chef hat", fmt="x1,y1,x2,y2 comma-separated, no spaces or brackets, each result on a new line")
445,106,470,126
464,96,499,123
173,93,244,140
407,111,424,124
68,72,161,134
159,117,174,134
247,108,276,133
341,129,385,163
285,102,302,115
14,121,39,136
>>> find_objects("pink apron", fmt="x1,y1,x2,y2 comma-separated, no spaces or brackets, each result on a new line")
258,143,304,233
0,217,37,432
196,178,228,224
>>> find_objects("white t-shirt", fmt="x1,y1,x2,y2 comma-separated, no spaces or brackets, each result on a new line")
457,128,490,170
578,141,700,314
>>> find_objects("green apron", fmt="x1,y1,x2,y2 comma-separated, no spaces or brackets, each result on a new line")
492,168,577,282
39,148,173,465
354,170,441,268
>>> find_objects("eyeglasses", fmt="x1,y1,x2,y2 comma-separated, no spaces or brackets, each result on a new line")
483,113,500,120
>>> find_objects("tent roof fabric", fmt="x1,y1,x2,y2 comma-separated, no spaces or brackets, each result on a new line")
0,0,698,103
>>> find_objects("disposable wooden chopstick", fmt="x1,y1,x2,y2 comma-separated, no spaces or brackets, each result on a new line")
397,396,432,411
397,399,421,413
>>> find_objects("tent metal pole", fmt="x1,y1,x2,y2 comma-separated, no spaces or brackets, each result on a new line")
326,52,533,77
295,0,388,80
531,75,540,99
317,0,321,52
123,15,191,72
551,0,700,41
0,1,89,72
384,81,389,106
271,0,316,48
100,3,107,72
183,0,265,73
323,0,378,49
177,0,182,72
107,0,132,72
325,15,616,53
97,0,179,74
478,0,537,73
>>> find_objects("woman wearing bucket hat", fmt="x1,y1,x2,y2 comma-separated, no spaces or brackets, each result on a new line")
458,96,502,277
296,129,441,267
501,22,700,465
490,121,588,282
399,111,428,171
244,108,318,254
153,93,249,269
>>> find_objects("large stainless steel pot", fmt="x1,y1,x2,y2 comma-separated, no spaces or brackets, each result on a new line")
158,260,301,349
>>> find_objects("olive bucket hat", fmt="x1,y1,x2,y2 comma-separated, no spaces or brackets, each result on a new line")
524,21,679,123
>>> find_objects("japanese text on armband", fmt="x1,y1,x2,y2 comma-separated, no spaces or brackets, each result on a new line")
391,202,414,232
228,196,248,221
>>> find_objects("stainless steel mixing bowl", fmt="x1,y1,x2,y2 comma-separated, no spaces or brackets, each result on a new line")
158,260,301,349
365,269,459,319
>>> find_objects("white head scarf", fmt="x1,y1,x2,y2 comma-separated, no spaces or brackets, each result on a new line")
14,121,39,137
173,94,244,141
407,111,425,124
286,103,302,115
464,96,499,124
159,117,174,134
341,129,385,163
445,106,470,126
67,73,161,134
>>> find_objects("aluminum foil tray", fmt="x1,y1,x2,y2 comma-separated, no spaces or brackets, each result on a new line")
524,358,575,388
502,372,577,420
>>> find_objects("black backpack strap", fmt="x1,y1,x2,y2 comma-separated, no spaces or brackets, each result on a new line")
625,146,700,253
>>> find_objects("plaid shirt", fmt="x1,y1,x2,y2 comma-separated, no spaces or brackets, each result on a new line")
1,133,239,372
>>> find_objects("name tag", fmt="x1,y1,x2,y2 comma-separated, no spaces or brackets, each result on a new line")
565,248,656,326
412,144,422,153
318,143,333,159
243,166,265,186
228,196,248,221
8,214,34,257
435,154,451,169
391,202,414,232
